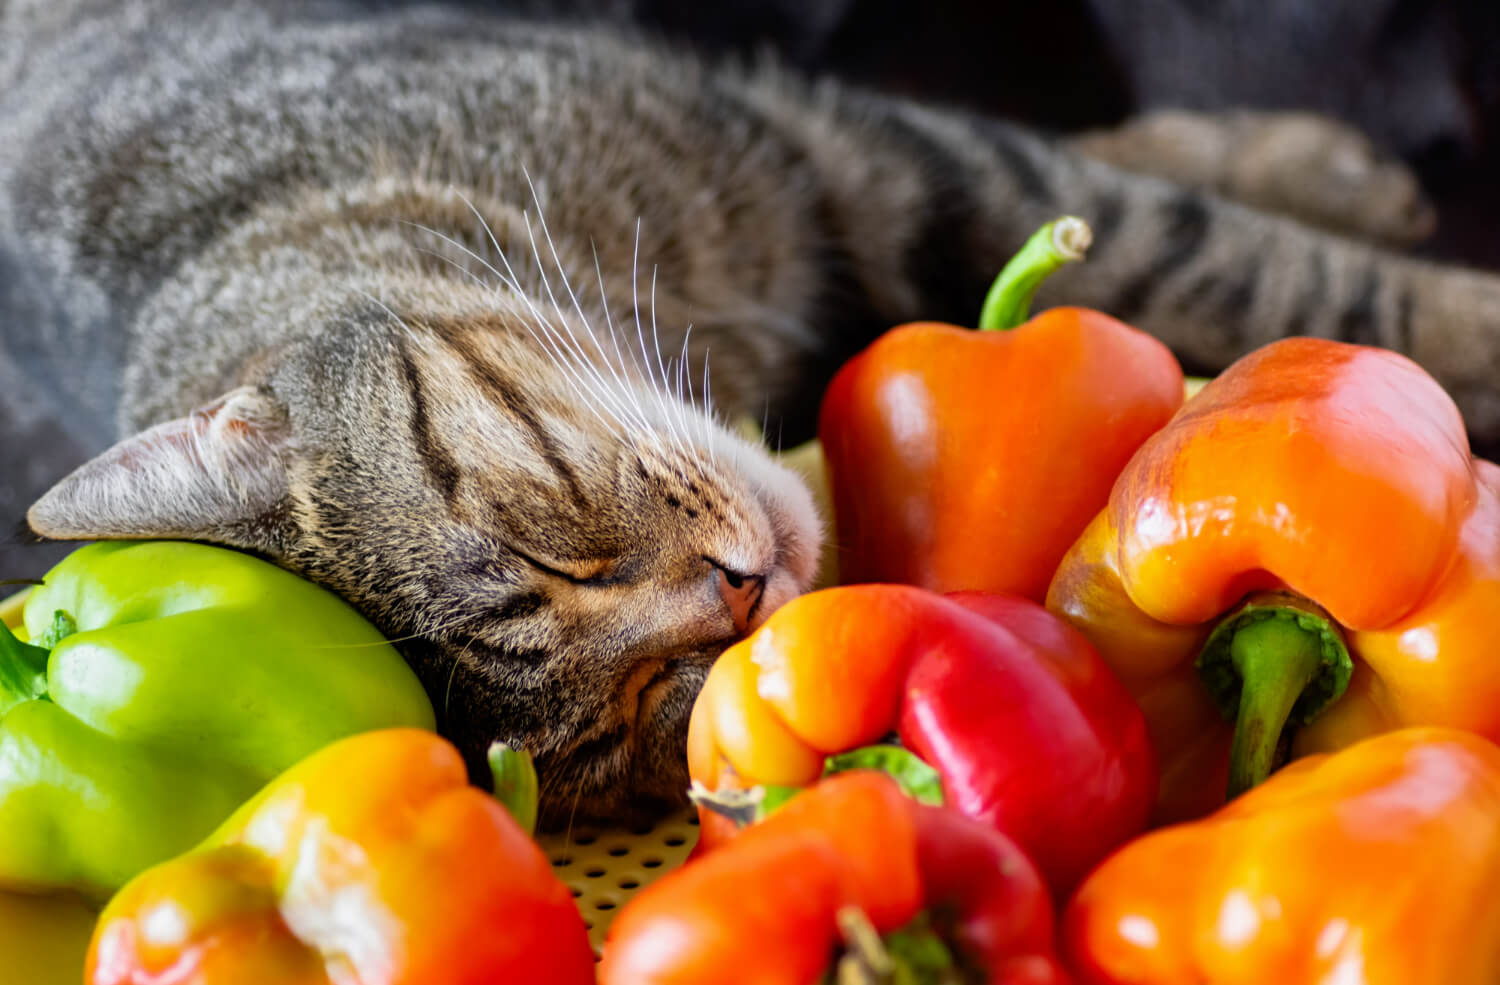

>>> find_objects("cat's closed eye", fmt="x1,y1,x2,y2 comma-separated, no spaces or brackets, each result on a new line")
517,550,618,585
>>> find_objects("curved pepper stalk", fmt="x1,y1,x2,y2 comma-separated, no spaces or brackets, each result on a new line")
1045,337,1489,824
977,215,1092,331
1196,593,1353,798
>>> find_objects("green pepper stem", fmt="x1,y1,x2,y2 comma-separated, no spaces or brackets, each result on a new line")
38,610,77,650
976,216,1093,331
0,618,49,715
487,742,539,836
693,745,943,833
822,745,944,807
828,906,961,985
1224,617,1327,800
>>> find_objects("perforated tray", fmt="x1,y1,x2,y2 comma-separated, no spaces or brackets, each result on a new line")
536,812,700,955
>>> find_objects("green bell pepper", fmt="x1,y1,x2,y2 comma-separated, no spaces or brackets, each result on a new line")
0,540,435,899
0,889,97,985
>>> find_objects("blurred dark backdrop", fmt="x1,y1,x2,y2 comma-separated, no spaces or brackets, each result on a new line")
515,0,1500,270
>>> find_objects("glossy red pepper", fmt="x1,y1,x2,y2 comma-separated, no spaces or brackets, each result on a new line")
688,585,1156,895
819,217,1183,600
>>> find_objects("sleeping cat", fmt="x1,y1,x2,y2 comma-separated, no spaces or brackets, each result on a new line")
6,0,1500,826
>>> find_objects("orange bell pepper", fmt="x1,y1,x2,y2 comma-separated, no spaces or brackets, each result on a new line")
601,771,1067,985
688,584,1155,896
819,216,1183,600
1063,727,1500,985
1046,336,1500,821
86,729,594,985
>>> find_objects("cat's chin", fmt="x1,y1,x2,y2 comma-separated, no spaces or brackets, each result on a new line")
535,659,709,831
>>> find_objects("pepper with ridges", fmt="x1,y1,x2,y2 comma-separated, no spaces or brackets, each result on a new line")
0,540,435,899
1047,336,1500,820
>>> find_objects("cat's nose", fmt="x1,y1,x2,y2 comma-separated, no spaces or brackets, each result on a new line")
713,563,766,637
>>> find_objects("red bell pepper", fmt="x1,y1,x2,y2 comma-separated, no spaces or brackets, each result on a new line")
688,584,1156,895
601,770,1069,985
86,729,594,985
819,217,1183,600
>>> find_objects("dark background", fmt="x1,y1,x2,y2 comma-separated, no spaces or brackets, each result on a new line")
563,0,1500,270
4,0,1498,579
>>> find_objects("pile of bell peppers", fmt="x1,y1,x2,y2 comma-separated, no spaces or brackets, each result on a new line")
12,213,1500,981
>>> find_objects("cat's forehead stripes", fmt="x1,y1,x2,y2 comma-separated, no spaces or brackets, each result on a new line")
399,315,608,516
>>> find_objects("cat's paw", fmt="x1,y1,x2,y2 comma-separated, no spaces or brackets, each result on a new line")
1070,109,1436,248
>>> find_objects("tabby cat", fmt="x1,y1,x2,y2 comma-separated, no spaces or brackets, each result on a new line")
5,0,1500,826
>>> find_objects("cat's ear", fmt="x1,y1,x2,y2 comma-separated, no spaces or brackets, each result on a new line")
26,386,296,551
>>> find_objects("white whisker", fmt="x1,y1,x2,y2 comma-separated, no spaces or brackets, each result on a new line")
591,241,657,438
519,211,654,444
521,172,661,445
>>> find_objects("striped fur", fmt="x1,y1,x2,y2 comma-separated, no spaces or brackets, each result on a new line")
6,0,1500,822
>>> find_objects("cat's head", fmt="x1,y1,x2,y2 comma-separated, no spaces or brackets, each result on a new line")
26,302,821,826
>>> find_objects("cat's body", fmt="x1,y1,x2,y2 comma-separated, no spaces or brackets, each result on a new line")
6,0,1500,823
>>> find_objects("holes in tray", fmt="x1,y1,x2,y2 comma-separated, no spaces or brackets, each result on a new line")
537,807,703,952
